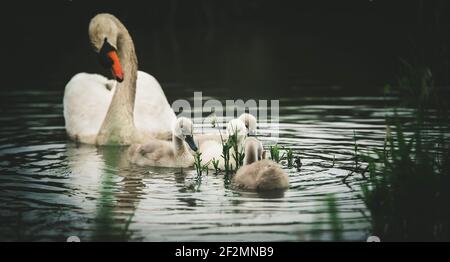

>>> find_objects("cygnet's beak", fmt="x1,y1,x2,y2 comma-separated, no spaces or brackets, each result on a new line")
184,135,198,152
98,39,124,83
248,130,257,137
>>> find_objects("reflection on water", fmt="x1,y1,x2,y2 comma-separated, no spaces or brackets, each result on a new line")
1,90,446,241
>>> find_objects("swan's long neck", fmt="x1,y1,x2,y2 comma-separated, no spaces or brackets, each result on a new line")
173,135,188,157
244,143,258,165
96,19,138,145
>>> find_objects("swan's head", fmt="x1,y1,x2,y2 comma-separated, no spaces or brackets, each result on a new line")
239,113,257,136
89,13,124,82
173,117,198,152
226,119,247,145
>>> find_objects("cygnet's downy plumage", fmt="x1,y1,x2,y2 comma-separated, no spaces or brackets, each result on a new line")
196,113,257,148
233,137,289,191
239,113,257,136
199,118,247,170
128,117,198,168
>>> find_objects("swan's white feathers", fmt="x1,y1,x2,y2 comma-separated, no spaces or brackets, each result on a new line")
64,73,113,144
134,72,176,134
128,118,195,168
64,71,176,144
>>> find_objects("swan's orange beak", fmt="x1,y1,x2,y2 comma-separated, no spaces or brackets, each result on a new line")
106,50,124,83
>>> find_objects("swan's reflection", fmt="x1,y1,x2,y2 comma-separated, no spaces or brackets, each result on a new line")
65,144,144,241
64,143,288,240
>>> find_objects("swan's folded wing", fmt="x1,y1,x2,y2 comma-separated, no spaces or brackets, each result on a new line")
63,73,114,143
134,71,176,134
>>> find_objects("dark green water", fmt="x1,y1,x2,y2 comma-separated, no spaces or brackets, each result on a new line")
1,90,439,241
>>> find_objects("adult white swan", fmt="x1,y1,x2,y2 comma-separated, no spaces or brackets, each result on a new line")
63,13,176,145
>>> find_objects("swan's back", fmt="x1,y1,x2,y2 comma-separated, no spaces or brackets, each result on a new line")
199,139,241,170
233,159,289,191
255,161,290,191
64,73,114,143
199,140,223,168
134,71,176,134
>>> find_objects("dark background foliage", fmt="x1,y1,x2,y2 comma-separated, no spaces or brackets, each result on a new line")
2,0,449,96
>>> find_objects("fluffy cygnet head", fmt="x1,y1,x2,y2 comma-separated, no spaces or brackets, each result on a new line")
173,117,198,151
239,113,257,136
227,119,247,145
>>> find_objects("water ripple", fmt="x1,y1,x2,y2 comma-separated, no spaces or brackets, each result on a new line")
0,91,447,241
